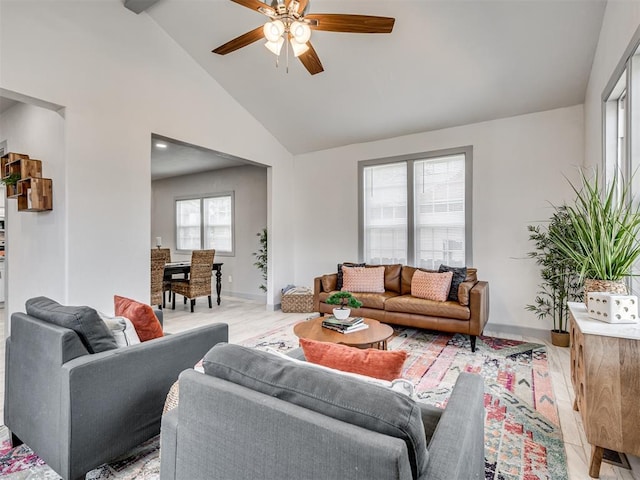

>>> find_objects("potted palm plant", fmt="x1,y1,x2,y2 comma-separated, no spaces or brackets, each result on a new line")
548,169,640,306
526,207,582,346
325,291,363,320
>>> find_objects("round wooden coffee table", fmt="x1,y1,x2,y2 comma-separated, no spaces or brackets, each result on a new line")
293,317,394,350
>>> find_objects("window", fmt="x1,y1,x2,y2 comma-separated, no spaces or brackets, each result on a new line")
602,32,640,294
359,147,472,267
176,193,234,255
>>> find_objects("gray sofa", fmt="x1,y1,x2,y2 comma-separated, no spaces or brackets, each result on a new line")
4,303,229,480
160,344,485,480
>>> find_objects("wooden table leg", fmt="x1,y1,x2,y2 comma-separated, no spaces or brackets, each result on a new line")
589,445,603,478
215,269,222,305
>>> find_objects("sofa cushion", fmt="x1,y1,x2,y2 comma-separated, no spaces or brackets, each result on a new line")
465,267,478,283
321,273,337,292
203,343,428,480
319,291,399,310
299,338,408,381
342,266,385,293
385,295,471,320
381,264,402,293
458,280,479,306
438,265,467,302
336,262,366,290
114,295,164,342
411,270,453,302
25,296,118,354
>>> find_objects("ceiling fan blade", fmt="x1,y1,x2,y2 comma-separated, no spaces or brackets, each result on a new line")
304,14,395,34
212,26,265,55
231,0,275,16
298,42,324,75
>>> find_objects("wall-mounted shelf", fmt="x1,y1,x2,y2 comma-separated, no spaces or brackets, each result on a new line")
0,152,53,212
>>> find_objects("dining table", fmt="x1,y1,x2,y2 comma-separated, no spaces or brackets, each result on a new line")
164,261,224,305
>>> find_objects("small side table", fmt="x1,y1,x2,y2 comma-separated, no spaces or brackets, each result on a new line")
568,302,640,478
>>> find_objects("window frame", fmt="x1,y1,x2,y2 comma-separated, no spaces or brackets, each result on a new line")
175,191,235,256
602,25,640,295
358,146,473,266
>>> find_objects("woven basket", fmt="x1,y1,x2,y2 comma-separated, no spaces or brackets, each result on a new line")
282,292,314,313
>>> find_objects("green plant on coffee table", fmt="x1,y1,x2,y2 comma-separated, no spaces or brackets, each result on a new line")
526,206,582,333
325,291,363,310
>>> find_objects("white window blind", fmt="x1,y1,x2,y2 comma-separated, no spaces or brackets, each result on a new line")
176,199,201,250
204,196,232,252
363,162,407,264
414,155,465,269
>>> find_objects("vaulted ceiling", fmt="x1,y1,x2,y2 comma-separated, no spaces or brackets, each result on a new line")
141,0,606,155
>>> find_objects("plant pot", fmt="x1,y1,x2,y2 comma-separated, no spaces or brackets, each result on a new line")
333,307,351,320
551,329,570,347
584,278,627,308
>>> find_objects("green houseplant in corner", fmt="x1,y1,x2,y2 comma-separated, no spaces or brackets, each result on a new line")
253,228,268,293
325,291,363,320
548,169,640,306
526,207,582,347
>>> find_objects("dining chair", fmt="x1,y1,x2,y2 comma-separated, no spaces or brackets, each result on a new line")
171,249,216,312
150,249,168,308
155,248,172,306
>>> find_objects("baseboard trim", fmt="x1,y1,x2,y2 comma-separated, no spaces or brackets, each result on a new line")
483,323,551,343
220,291,266,303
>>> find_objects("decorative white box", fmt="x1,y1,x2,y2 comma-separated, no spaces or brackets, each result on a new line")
586,292,639,323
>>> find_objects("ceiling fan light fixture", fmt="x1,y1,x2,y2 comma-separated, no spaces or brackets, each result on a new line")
263,20,285,42
265,36,284,56
290,21,311,44
290,39,309,57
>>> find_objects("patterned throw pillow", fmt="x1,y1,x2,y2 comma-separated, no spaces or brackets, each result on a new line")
438,264,468,302
342,266,385,293
336,262,366,290
411,270,453,302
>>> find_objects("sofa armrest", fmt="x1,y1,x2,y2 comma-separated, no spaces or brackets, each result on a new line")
422,372,484,480
60,323,229,477
160,408,179,480
469,281,489,336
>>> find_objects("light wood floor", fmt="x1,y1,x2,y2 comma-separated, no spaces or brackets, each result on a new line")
0,298,638,479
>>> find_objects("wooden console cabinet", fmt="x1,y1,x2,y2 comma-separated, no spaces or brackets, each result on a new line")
569,302,640,478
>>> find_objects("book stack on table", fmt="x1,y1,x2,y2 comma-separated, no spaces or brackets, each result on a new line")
321,316,369,334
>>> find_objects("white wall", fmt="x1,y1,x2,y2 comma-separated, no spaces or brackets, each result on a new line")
293,105,584,332
0,0,294,314
151,165,268,300
584,2,640,169
0,102,66,316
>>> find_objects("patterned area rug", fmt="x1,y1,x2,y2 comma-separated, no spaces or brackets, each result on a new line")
0,324,567,480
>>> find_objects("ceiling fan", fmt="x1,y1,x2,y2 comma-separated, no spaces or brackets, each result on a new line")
212,0,395,75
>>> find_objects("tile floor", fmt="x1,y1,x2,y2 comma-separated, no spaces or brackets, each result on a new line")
0,299,637,479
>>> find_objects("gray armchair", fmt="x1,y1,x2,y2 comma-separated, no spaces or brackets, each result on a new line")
4,307,228,480
160,344,485,480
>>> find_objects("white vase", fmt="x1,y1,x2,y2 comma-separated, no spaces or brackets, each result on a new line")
333,308,351,320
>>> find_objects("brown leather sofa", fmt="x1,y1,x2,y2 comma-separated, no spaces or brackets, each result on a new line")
313,265,489,352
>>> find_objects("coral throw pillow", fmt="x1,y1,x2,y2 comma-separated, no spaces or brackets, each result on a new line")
341,266,385,293
299,338,407,381
114,295,164,342
411,270,453,302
